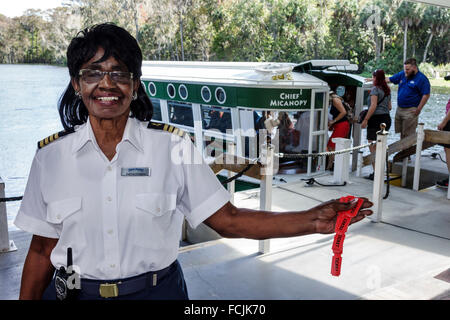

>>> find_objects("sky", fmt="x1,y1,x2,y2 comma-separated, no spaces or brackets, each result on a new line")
0,0,64,18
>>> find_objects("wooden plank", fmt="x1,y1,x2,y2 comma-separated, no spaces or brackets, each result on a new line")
387,133,418,155
362,133,418,166
393,141,436,162
209,154,265,180
424,130,450,145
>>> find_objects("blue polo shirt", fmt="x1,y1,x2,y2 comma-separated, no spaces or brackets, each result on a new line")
389,70,430,108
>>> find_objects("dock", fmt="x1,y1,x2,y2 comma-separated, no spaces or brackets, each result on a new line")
1,169,449,300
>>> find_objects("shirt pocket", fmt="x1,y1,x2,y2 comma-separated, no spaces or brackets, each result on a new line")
46,197,86,246
133,193,178,249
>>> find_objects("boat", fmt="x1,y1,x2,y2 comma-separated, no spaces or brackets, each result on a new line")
141,59,371,179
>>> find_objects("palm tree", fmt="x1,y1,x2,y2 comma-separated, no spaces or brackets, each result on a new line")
396,1,418,62
422,6,450,63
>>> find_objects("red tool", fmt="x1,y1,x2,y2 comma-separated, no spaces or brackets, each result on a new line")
331,196,365,277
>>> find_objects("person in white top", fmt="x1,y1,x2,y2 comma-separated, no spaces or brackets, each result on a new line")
15,23,373,300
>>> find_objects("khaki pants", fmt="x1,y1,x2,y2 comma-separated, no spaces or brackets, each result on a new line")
395,107,418,139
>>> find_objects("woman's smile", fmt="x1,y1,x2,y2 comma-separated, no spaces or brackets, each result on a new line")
72,47,138,121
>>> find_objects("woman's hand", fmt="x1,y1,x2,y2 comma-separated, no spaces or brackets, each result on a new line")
312,197,373,234
438,119,448,131
328,120,335,130
361,119,368,129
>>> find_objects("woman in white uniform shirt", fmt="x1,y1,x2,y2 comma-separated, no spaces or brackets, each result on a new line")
16,23,373,300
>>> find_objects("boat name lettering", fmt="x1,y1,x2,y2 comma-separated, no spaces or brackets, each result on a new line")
279,91,302,99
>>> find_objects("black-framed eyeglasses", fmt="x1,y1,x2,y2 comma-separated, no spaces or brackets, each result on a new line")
79,69,134,84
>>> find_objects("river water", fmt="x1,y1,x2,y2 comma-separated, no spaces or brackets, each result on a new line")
0,64,448,230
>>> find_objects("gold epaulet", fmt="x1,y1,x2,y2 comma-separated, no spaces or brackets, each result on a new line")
37,128,75,149
147,121,185,137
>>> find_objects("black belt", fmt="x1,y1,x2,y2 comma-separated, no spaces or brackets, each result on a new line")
80,261,177,298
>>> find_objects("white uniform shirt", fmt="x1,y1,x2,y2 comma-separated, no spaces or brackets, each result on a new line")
14,117,230,280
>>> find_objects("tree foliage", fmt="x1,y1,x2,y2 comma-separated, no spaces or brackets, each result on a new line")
0,0,448,74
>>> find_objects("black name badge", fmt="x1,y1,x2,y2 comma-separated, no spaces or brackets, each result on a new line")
121,167,150,177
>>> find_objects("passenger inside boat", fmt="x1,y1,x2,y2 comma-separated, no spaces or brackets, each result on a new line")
169,101,194,127
205,106,232,134
289,111,310,154
277,111,295,153
275,111,313,173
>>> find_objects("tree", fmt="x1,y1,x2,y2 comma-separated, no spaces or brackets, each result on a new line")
422,6,450,63
396,1,419,62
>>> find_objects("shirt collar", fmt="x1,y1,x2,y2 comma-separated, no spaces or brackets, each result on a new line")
72,117,143,154
121,117,144,153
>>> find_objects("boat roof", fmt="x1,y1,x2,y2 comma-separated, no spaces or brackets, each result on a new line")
293,60,370,87
408,0,450,8
294,59,356,71
310,70,371,88
141,61,329,89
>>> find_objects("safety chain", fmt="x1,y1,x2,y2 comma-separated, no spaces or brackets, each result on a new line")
220,156,261,185
276,141,376,159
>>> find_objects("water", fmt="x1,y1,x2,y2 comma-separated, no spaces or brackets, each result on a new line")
0,64,69,230
0,64,448,230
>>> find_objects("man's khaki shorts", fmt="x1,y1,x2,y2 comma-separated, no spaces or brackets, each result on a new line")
395,107,418,139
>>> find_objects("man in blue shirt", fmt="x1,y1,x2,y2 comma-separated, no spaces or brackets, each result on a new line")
388,58,430,139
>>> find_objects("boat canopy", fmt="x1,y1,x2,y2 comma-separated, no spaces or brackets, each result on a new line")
141,61,329,110
142,61,328,89
407,0,450,8
294,59,357,72
293,60,370,88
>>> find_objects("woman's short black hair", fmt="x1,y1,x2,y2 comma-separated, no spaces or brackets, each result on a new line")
59,23,152,129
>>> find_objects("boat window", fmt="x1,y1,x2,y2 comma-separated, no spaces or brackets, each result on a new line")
363,89,371,107
315,92,324,108
148,82,157,96
215,87,226,104
167,83,176,99
168,101,193,127
201,105,232,134
201,86,211,103
150,98,162,121
178,84,188,100
277,111,306,154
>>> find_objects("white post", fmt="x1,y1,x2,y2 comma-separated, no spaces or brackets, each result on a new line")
192,105,204,152
413,123,425,191
332,138,351,184
0,177,17,253
371,124,388,223
356,151,363,177
401,158,408,187
258,143,274,254
227,142,236,204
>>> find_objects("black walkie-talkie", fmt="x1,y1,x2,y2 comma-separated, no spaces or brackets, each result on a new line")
55,247,80,300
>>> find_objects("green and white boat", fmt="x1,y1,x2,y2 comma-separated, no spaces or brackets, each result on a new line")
141,59,372,180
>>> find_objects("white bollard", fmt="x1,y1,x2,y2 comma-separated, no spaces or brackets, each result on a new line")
413,123,425,191
227,142,236,204
371,124,388,223
0,177,17,253
447,173,450,200
401,157,408,187
332,138,352,184
356,151,363,177
258,143,274,254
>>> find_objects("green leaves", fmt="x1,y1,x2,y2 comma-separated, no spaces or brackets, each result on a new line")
0,0,448,71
